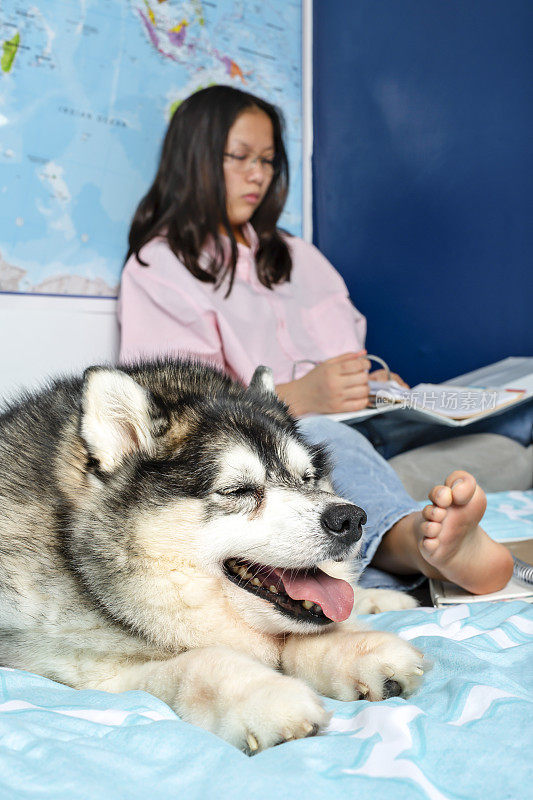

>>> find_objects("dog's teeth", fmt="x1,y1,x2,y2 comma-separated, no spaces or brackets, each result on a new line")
302,600,313,610
414,666,424,676
252,578,261,586
228,559,237,568
268,585,278,594
238,566,248,578
246,733,259,752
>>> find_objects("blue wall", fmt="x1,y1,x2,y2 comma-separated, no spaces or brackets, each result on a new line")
313,1,533,385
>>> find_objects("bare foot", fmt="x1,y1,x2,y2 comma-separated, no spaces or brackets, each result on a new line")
372,471,514,595
415,470,514,594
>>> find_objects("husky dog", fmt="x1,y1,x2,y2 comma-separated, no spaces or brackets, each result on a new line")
0,360,422,753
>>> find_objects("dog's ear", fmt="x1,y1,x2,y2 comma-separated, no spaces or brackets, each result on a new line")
80,367,168,473
248,365,276,398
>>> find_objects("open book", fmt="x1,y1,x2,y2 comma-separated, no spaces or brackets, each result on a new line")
326,356,533,427
372,382,525,422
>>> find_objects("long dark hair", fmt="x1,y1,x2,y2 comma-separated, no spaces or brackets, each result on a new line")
125,85,292,294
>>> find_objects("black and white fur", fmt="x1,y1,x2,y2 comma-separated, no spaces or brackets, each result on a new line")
0,359,422,753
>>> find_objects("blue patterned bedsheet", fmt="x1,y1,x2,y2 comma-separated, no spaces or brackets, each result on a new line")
478,489,533,542
1,493,532,799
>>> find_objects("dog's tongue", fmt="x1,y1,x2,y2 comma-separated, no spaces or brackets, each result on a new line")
273,567,354,623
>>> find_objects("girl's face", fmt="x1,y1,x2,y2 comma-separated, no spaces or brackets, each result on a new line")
223,109,275,238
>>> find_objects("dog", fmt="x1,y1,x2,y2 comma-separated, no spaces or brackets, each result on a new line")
0,359,423,753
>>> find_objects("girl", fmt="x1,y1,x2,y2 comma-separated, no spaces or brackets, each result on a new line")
119,85,513,594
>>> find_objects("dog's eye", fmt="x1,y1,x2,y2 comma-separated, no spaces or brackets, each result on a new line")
217,486,257,498
301,473,314,484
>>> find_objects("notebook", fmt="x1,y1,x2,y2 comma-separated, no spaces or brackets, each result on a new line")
326,356,533,427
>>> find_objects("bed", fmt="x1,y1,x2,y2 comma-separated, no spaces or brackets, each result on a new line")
1,491,532,799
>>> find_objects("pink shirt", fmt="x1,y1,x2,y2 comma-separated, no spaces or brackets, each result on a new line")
118,223,366,384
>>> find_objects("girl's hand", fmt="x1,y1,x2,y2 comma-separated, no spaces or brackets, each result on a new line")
369,369,409,388
276,351,371,416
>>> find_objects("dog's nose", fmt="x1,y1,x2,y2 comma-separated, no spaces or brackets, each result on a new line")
320,503,366,545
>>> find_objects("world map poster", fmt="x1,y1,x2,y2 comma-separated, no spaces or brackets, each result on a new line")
0,1,303,297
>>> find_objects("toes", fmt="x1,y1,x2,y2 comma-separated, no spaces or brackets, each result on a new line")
445,468,472,486
428,485,452,508
422,504,447,523
420,536,440,555
444,470,477,505
276,721,319,747
247,719,320,754
421,520,441,538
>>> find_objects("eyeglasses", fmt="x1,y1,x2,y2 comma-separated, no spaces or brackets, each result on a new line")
223,152,278,175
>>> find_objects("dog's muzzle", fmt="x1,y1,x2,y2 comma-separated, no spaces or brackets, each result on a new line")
320,503,366,549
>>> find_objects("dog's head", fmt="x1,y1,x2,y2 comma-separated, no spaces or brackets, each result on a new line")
65,361,366,637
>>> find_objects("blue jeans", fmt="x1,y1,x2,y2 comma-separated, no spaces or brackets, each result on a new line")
352,401,533,460
298,415,421,590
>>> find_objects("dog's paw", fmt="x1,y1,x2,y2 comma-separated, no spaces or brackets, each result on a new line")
220,672,331,755
351,587,418,615
307,629,424,702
